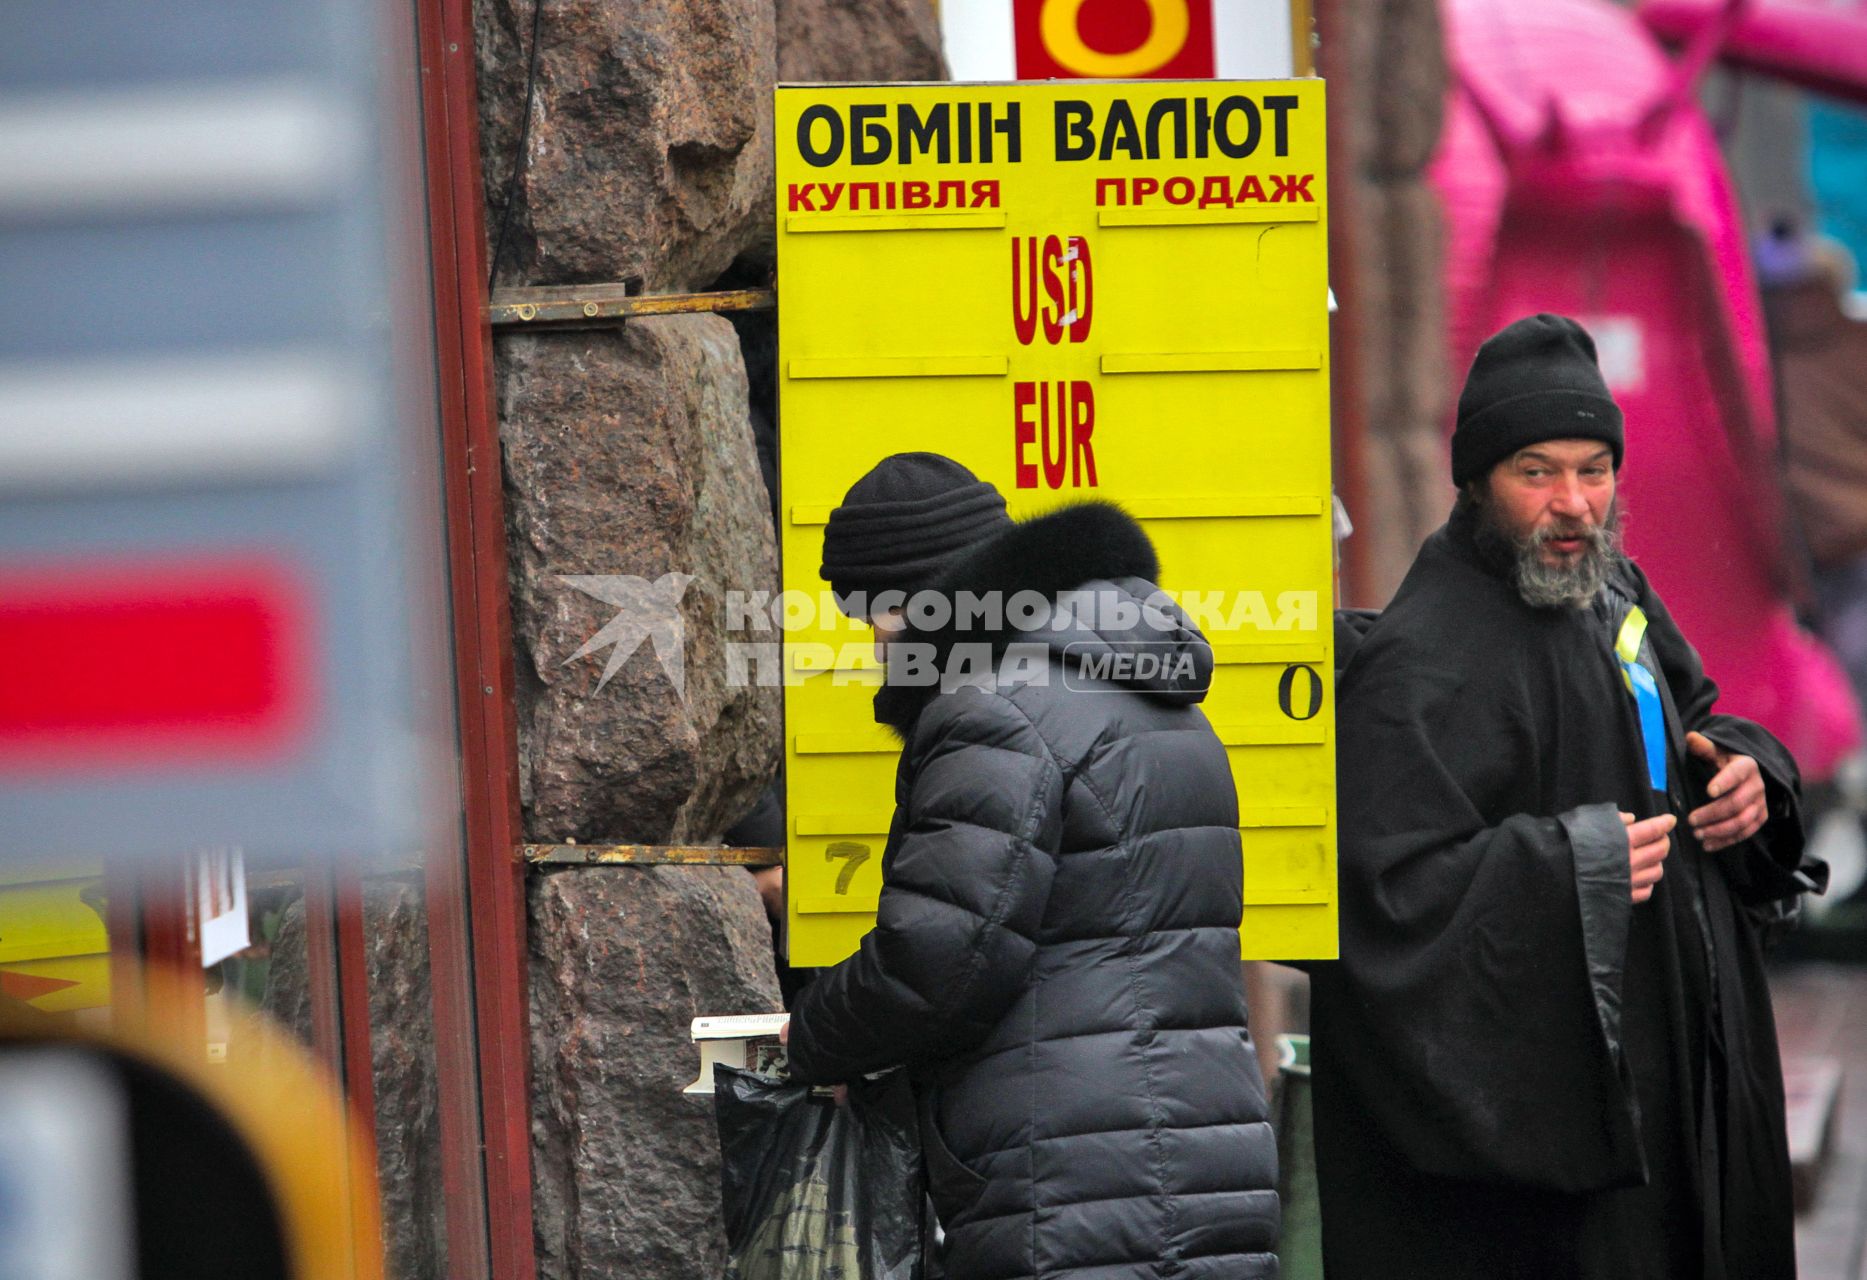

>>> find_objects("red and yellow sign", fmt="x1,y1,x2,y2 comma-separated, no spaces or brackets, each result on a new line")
1014,0,1217,79
776,80,1334,965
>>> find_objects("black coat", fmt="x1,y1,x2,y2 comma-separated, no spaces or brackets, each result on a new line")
1311,505,1823,1280
786,503,1279,1280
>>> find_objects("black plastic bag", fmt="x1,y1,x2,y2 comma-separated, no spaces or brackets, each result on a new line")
714,1065,925,1280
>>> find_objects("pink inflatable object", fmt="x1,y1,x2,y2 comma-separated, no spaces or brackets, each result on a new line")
1641,0,1867,106
1431,0,1862,781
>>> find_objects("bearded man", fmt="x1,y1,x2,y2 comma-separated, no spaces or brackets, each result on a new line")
1310,314,1825,1279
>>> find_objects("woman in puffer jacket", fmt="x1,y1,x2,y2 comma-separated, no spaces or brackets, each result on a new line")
784,453,1280,1280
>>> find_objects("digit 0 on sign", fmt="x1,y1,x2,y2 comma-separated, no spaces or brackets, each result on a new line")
1278,664,1323,721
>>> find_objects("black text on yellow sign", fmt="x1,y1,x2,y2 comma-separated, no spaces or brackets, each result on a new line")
785,93,1307,168
776,80,1335,965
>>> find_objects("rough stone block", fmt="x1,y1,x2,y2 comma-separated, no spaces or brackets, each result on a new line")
776,0,946,83
1369,0,1448,178
475,0,777,291
1377,179,1452,436
1333,181,1397,441
1318,0,1380,177
497,313,781,843
1354,431,1438,603
528,866,783,1280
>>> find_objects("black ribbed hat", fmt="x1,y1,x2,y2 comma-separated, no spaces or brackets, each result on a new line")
1452,314,1625,487
819,453,1010,611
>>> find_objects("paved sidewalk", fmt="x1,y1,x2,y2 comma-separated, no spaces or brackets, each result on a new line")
1773,963,1867,1278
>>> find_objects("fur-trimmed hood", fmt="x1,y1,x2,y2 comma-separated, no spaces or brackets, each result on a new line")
871,502,1214,732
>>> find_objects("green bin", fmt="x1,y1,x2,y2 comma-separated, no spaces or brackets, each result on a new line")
1274,1033,1323,1280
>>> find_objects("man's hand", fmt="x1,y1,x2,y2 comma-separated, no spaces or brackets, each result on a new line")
752,866,784,923
1685,731,1768,852
1621,811,1675,904
775,1018,848,1103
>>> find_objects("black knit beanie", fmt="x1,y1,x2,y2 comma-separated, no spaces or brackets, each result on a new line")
1451,314,1625,487
819,453,1011,611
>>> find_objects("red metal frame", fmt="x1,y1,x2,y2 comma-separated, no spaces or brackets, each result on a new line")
327,860,387,1279
414,0,539,1276
303,858,390,1280
104,857,145,1020
134,857,207,1048
302,861,380,1128
302,867,345,1078
332,864,379,1138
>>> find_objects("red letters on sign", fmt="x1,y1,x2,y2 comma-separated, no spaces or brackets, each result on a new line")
1014,381,1039,488
1042,237,1069,344
1041,380,1068,488
1010,232,1099,487
1067,241,1092,342
1013,380,1098,490
1012,239,1039,346
1011,235,1093,346
1070,379,1097,486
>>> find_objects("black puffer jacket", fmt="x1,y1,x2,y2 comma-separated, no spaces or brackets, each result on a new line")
786,503,1279,1280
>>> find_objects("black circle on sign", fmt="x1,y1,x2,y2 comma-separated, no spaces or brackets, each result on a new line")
1278,664,1323,721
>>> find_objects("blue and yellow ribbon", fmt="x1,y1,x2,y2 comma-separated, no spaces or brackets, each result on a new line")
1615,607,1668,793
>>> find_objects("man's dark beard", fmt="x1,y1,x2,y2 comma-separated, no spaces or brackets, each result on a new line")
1469,491,1622,610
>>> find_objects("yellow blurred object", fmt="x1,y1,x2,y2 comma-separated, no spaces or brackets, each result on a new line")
776,80,1336,963
0,864,110,1013
1,962,383,1280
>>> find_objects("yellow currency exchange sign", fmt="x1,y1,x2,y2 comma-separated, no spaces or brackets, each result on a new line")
775,80,1335,964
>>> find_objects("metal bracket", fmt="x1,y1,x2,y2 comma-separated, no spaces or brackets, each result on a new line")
489,284,775,330
523,844,782,868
